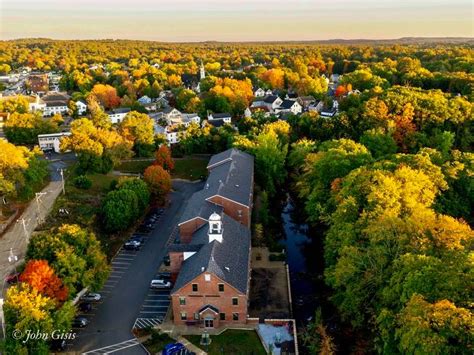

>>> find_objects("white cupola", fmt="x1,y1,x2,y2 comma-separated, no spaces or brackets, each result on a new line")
208,212,223,243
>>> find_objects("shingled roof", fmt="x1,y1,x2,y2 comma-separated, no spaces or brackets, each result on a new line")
178,148,254,225
171,214,251,294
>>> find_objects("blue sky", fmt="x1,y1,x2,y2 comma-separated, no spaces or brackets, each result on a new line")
1,0,472,41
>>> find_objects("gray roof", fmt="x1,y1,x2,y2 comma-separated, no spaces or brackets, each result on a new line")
207,119,226,128
211,113,231,119
110,108,131,114
171,214,251,294
280,100,297,109
168,244,203,253
45,100,67,107
264,95,279,104
179,149,253,226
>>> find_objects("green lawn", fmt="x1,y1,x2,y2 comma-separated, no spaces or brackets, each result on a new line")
116,157,209,181
184,329,266,355
173,158,208,180
115,160,152,174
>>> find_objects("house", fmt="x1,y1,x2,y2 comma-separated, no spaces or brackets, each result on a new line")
76,100,87,115
26,74,49,94
330,74,341,83
137,95,152,105
285,93,298,100
265,89,273,96
41,92,70,116
27,95,47,112
263,95,283,112
208,113,232,124
169,148,254,327
297,96,316,109
244,107,252,118
37,132,71,153
254,88,266,97
181,62,206,92
108,108,131,124
308,101,324,113
276,100,302,115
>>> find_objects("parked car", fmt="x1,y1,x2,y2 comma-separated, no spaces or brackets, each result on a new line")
124,240,141,250
130,235,145,244
78,302,92,313
80,293,101,302
163,254,170,266
50,339,67,351
5,272,19,284
137,224,153,233
72,316,89,328
150,279,172,289
157,272,171,280
163,342,186,355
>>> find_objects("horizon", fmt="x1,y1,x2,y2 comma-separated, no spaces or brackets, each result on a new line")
2,0,473,41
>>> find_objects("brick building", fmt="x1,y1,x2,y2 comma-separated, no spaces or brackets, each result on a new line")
169,148,254,327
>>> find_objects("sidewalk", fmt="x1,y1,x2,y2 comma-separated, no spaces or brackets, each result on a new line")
0,177,63,284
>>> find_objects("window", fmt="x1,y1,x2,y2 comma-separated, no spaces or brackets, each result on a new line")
218,284,224,292
194,313,199,320
233,313,239,321
220,313,226,321
179,297,186,305
180,312,187,321
192,284,198,292
204,274,211,282
232,297,238,306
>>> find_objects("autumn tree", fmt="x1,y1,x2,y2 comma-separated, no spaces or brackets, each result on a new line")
20,259,68,302
118,111,155,157
154,144,174,171
144,164,172,201
90,83,121,110
4,112,60,144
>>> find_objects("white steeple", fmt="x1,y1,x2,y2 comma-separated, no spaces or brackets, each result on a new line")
200,61,206,80
208,212,223,243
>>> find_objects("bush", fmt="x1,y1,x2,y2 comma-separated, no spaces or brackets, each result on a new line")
73,175,92,189
269,253,286,262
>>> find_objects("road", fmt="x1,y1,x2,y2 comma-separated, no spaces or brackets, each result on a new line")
0,156,71,285
70,180,203,354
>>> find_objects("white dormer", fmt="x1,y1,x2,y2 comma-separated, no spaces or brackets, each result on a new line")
208,212,223,243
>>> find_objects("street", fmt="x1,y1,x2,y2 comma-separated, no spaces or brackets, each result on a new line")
70,181,203,354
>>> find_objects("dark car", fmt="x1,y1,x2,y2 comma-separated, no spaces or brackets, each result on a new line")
157,272,171,280
163,343,186,355
137,225,152,234
123,242,140,251
130,235,145,244
50,339,67,351
163,254,170,266
5,272,19,284
78,302,92,313
72,316,89,328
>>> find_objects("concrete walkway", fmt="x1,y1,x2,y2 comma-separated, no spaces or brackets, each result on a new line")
0,159,67,285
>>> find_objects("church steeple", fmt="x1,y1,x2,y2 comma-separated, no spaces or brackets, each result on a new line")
200,60,206,80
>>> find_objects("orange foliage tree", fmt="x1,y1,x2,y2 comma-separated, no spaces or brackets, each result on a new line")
19,259,68,303
90,84,121,110
144,165,172,200
154,145,174,171
335,85,347,97
260,68,285,89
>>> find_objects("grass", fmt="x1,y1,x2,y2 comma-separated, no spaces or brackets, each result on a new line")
173,158,208,180
115,160,152,174
115,157,209,181
184,329,266,355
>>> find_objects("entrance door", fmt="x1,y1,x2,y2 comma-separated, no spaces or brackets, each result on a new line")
204,318,214,328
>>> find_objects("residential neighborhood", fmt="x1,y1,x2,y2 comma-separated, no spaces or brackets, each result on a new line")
0,2,472,354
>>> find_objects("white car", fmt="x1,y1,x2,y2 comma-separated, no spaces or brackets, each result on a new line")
150,279,172,289
80,293,101,302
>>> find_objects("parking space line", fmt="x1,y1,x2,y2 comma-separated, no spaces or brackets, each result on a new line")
108,275,122,278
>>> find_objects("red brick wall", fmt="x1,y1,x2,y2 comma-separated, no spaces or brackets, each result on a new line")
170,252,184,281
171,273,248,326
179,218,206,244
207,196,251,228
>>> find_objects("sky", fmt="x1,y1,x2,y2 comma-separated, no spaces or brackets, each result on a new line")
1,0,473,42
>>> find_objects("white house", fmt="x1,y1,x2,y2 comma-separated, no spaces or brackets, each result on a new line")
138,95,152,105
263,95,283,112
265,89,273,96
41,92,70,117
76,100,87,115
37,132,71,153
181,113,201,127
276,100,302,115
308,101,324,113
244,107,252,118
108,108,131,124
208,113,232,124
28,95,46,112
254,88,266,97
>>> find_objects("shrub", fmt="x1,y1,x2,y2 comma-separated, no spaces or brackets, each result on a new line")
73,175,92,189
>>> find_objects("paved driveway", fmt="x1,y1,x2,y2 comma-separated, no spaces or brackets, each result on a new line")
70,181,203,354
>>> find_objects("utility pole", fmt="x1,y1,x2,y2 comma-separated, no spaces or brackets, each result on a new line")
59,168,65,195
35,192,47,224
16,218,29,240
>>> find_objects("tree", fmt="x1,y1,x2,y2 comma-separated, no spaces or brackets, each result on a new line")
4,112,60,145
87,95,111,129
90,84,121,109
143,165,172,200
116,177,150,212
102,189,139,232
118,111,155,157
260,68,285,89
20,259,68,303
154,145,174,171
